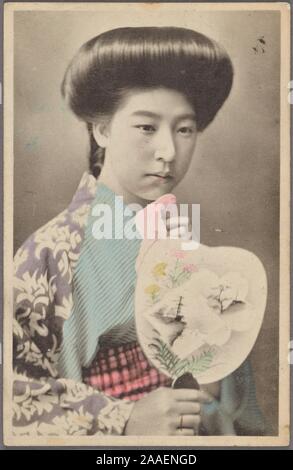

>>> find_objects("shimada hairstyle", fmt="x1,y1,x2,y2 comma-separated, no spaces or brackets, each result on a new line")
61,26,234,178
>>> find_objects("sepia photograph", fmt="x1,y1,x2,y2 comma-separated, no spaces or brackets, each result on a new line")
3,2,290,446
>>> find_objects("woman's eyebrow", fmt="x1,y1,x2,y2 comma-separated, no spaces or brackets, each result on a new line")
130,111,161,119
130,111,196,122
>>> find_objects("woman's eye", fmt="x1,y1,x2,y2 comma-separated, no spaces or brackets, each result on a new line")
178,126,195,135
135,125,156,133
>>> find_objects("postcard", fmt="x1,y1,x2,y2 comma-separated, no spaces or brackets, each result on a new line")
2,2,291,447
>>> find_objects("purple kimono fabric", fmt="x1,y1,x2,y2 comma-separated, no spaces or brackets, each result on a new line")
13,172,134,436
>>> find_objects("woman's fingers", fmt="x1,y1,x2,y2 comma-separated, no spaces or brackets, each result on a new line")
177,402,201,415
165,216,189,230
124,387,206,436
176,414,201,433
169,227,192,239
173,388,214,404
165,216,192,240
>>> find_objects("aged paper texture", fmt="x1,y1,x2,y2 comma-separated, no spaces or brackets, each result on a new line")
3,2,291,447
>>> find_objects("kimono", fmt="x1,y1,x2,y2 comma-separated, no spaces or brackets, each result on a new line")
12,172,270,436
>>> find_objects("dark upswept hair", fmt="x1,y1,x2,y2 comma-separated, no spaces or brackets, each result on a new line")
61,27,233,178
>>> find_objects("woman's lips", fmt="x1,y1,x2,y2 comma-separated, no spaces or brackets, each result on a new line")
146,174,174,184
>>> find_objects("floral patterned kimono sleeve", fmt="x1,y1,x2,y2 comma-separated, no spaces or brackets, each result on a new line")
12,201,134,437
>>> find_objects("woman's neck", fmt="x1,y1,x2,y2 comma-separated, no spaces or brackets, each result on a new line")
98,167,150,208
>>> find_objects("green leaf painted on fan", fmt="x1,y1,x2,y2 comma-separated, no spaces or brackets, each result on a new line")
149,337,214,379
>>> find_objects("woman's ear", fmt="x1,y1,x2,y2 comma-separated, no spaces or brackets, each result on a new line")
92,120,110,148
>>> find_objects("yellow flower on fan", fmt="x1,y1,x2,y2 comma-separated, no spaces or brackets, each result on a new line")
145,284,160,296
152,262,167,278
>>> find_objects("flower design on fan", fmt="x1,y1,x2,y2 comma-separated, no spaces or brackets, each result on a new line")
151,253,198,291
144,284,161,302
152,262,167,278
144,266,254,360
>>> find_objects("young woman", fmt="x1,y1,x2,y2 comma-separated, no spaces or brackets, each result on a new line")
13,26,269,436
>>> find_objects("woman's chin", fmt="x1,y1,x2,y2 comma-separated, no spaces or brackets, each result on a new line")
139,183,177,202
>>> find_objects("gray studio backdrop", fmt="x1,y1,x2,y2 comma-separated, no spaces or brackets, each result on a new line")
13,8,280,433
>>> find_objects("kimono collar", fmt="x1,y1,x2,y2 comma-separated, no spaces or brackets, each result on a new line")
68,172,98,209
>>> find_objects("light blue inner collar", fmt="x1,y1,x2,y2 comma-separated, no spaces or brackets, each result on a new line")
58,182,142,381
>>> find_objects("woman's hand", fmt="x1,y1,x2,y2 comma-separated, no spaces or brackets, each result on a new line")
124,387,213,435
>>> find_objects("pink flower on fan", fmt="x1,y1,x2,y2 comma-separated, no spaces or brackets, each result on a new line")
183,264,197,273
170,250,186,259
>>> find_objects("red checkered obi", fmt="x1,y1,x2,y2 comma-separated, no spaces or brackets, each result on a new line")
82,341,172,401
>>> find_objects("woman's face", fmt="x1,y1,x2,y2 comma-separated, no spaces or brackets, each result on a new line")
94,87,198,205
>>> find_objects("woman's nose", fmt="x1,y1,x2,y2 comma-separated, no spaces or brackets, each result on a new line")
154,129,176,162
